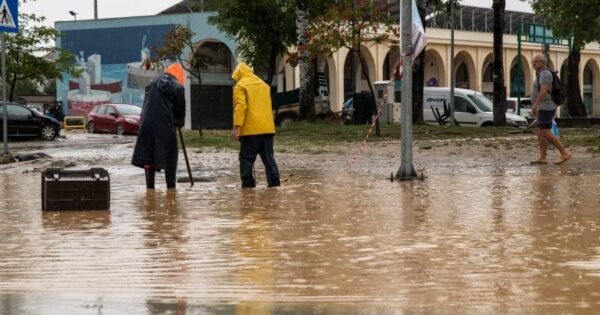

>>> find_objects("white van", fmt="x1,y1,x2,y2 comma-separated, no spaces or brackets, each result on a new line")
505,97,533,120
423,87,528,127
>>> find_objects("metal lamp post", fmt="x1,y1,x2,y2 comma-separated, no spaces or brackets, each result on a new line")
449,0,456,126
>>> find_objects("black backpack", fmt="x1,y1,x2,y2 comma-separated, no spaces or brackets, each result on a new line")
537,69,565,105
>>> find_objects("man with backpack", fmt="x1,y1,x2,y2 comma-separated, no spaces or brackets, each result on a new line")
530,53,571,165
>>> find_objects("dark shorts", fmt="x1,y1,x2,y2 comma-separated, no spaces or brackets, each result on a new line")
537,110,555,129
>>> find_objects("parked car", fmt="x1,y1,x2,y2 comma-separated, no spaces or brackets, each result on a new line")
423,88,528,127
272,73,330,127
0,103,61,140
87,104,141,135
506,97,533,120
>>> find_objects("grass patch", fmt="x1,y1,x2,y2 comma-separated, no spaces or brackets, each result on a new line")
181,121,600,154
562,128,600,153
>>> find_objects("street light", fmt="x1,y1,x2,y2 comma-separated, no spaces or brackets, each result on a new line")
69,11,77,21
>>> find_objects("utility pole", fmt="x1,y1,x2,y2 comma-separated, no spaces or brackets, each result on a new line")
396,0,417,180
2,34,7,160
449,0,456,126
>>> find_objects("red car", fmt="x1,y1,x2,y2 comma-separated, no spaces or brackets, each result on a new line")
87,104,141,135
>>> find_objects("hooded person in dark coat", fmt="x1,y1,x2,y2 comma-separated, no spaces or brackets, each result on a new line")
131,63,186,189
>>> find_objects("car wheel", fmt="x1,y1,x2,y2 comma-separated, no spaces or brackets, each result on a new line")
278,116,295,128
116,123,124,135
41,125,56,140
87,122,95,134
481,122,493,127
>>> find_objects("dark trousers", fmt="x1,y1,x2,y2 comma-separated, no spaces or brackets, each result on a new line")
239,134,280,188
145,166,177,189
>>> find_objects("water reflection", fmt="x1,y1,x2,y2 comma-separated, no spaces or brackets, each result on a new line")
0,167,600,313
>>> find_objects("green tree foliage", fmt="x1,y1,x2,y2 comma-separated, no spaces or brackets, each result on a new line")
148,25,203,85
208,0,296,84
6,10,79,101
530,0,600,117
308,0,398,135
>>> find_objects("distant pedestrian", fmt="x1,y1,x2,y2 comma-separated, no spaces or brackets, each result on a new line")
530,53,571,165
132,63,186,189
230,62,280,188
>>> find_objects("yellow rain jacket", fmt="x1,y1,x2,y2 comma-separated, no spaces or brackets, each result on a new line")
232,62,276,136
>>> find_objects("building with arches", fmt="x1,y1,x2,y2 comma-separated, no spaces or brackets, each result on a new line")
276,5,600,117
56,3,600,130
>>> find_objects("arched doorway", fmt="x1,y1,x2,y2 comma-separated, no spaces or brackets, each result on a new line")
583,60,600,116
383,46,400,81
454,51,476,90
194,40,235,80
424,49,445,87
509,55,531,97
560,61,568,85
481,53,494,97
343,46,376,101
191,40,236,129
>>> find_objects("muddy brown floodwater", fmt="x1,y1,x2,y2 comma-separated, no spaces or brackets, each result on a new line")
1,134,600,314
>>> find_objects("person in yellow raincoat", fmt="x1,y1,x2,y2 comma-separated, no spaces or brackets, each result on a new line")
230,62,280,188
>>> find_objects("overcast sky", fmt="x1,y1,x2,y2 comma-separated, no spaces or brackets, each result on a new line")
21,0,533,28
21,0,182,26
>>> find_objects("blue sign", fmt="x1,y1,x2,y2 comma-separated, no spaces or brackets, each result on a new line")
0,0,18,33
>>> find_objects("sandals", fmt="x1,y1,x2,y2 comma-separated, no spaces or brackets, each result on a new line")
530,160,548,165
555,153,572,165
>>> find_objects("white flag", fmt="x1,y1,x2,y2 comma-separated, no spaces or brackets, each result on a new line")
411,0,427,61
397,0,429,79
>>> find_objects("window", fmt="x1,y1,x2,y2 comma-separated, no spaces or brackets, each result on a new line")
116,105,141,116
95,106,106,114
105,106,116,116
453,97,471,112
505,100,515,112
468,94,493,112
7,105,32,117
520,99,533,109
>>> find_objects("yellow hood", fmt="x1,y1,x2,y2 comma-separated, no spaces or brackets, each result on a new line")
232,62,254,82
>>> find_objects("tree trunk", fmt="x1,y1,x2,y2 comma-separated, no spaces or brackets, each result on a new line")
412,0,426,123
296,0,315,121
492,0,506,126
9,74,17,103
266,44,277,86
566,48,588,117
357,49,380,136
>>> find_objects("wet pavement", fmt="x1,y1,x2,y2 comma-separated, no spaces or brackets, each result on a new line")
1,134,600,314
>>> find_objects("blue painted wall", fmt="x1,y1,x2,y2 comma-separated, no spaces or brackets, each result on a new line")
55,13,237,116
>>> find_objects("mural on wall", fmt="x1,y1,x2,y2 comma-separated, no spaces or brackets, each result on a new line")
58,24,174,116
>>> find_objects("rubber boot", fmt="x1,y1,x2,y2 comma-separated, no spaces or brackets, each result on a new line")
145,168,156,189
165,167,176,190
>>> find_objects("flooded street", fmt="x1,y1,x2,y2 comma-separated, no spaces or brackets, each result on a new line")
1,134,600,314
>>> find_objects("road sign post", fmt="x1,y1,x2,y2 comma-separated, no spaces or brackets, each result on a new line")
396,0,417,180
0,0,18,160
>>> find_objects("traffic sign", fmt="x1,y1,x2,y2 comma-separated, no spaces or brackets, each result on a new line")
0,0,17,33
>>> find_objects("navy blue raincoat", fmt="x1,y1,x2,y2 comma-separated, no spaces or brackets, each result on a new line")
131,73,186,171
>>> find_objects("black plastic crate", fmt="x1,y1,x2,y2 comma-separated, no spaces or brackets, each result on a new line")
41,168,110,211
